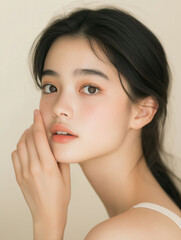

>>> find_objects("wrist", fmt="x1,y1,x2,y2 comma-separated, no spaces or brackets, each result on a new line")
33,219,65,240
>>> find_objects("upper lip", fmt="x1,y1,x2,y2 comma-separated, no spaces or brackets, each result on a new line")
50,124,78,137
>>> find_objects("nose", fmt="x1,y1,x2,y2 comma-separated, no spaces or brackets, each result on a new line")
52,91,74,119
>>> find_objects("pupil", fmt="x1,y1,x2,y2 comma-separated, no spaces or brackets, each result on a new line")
50,85,56,92
89,86,96,94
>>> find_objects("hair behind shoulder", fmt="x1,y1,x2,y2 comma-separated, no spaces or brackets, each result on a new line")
29,6,181,208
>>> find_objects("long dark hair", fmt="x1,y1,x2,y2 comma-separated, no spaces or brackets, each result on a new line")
30,6,181,208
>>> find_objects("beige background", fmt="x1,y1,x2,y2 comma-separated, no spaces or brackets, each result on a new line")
0,0,181,239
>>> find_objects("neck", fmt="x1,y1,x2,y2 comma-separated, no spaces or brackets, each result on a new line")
79,130,161,217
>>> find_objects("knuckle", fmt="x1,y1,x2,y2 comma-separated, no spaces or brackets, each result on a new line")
30,165,41,177
16,174,23,185
23,128,29,135
17,140,25,151
22,171,30,181
11,150,17,159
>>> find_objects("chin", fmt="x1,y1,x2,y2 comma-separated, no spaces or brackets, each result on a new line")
52,150,80,164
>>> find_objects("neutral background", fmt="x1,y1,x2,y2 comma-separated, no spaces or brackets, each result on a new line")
0,0,181,239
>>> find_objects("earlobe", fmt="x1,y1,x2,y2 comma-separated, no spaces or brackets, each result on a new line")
129,97,158,130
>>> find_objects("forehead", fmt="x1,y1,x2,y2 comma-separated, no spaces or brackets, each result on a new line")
43,35,116,72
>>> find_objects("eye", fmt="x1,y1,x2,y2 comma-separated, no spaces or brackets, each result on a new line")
41,84,57,94
82,85,101,95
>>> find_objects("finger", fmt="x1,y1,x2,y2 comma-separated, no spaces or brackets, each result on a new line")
26,126,41,173
16,128,29,171
57,162,71,189
11,150,22,184
33,110,55,166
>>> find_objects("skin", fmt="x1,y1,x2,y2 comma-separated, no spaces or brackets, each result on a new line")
12,110,70,239
12,35,181,239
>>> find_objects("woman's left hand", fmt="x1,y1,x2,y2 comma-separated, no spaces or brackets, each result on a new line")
11,110,71,234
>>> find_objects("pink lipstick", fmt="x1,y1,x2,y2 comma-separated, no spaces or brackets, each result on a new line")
50,124,78,144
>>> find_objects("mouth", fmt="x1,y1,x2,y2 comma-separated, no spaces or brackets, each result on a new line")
52,132,78,144
50,124,78,137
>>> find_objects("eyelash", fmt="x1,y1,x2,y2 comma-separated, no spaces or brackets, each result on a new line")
41,84,101,95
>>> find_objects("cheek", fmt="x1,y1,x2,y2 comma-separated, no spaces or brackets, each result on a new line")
83,99,130,137
39,98,52,128
39,98,48,113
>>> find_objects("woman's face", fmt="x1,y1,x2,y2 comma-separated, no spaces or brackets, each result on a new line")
39,35,133,163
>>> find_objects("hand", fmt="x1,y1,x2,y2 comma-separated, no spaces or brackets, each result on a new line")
11,110,71,231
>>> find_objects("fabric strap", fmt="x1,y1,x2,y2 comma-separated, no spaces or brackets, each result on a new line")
131,202,181,229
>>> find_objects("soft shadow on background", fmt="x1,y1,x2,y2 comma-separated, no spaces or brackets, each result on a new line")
0,0,181,239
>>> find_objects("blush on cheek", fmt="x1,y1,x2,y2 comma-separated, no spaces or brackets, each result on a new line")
84,104,103,122
39,98,48,110
39,99,50,117
85,106,110,134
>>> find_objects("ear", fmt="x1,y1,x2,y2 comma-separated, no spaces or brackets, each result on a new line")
129,96,158,130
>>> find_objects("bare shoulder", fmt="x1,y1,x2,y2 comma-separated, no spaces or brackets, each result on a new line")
84,208,181,240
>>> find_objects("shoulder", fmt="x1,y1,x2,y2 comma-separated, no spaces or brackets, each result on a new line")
84,209,144,240
84,207,181,240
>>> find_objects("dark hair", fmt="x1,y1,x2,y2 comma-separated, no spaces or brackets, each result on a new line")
30,6,181,208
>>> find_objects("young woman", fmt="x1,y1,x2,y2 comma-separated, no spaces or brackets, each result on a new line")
11,6,181,240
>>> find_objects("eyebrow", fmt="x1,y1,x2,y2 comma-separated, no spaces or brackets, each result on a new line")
41,68,110,81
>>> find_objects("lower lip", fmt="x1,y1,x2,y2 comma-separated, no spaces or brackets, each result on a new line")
52,134,78,143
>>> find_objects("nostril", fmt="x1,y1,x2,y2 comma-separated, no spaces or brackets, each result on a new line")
60,112,68,116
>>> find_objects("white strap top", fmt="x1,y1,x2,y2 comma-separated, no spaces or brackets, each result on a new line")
131,202,181,229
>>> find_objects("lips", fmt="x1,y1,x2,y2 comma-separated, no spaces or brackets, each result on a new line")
50,124,78,137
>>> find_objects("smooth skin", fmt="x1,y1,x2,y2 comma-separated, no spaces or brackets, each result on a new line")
11,110,70,240
12,36,181,239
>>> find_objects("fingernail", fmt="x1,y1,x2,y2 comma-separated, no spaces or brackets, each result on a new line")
34,109,39,116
